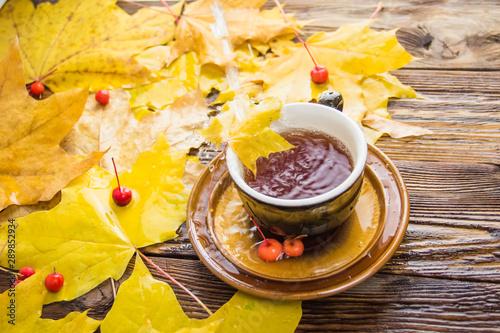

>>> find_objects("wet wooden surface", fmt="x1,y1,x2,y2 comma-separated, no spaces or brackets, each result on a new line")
1,0,500,332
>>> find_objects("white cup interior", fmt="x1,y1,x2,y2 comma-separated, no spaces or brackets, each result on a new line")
226,102,368,207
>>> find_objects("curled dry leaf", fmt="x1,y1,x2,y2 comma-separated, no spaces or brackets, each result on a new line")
362,114,433,139
0,41,104,211
0,0,180,92
0,135,190,304
167,0,298,68
0,273,100,332
62,88,208,173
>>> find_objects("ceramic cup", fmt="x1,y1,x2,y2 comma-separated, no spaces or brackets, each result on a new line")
225,102,368,237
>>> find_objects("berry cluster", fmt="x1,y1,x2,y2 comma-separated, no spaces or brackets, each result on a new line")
258,236,305,262
13,266,64,292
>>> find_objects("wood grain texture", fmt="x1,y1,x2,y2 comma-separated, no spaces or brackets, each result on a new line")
377,70,499,165
1,259,499,332
265,0,500,70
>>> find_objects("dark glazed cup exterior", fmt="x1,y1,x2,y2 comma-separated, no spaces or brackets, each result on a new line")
236,173,364,236
226,102,368,237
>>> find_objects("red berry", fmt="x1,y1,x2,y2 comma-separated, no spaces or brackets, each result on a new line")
45,271,64,292
112,186,132,206
283,238,304,257
95,89,110,105
258,239,283,262
19,267,35,280
310,65,329,84
30,81,45,95
13,280,21,287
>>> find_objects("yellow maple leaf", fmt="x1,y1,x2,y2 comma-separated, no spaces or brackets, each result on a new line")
0,135,190,304
199,96,293,173
309,20,416,75
243,21,425,143
100,255,301,332
210,291,302,332
0,273,100,332
0,0,180,92
167,0,298,67
258,21,417,103
0,41,103,211
61,88,208,173
101,255,223,333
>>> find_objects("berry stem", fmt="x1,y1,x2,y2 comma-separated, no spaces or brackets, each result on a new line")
370,2,383,19
111,158,121,188
243,207,267,241
159,0,179,23
137,251,213,316
272,0,319,67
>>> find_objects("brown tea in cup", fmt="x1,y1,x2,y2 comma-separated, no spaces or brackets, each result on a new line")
244,128,353,200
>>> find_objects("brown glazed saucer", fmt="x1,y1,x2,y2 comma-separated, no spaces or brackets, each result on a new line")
187,144,410,300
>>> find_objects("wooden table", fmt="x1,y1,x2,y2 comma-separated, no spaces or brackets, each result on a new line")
2,0,500,331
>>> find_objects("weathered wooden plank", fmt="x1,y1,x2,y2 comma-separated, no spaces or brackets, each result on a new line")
1,259,499,331
394,70,500,102
298,273,500,332
374,70,500,163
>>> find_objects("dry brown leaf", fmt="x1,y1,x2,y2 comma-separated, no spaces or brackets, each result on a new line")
0,192,61,222
62,88,208,173
167,0,298,67
0,41,104,211
362,114,433,139
182,157,206,190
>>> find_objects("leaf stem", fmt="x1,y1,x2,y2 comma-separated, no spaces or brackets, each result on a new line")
110,278,117,299
0,266,19,276
137,251,213,316
37,68,57,82
272,0,319,67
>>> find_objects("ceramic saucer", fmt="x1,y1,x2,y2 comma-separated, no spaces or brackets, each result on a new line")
187,144,409,300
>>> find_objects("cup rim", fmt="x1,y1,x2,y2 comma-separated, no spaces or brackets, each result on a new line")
226,102,368,208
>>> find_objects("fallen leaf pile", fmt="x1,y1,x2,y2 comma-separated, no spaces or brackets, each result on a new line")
0,0,432,331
